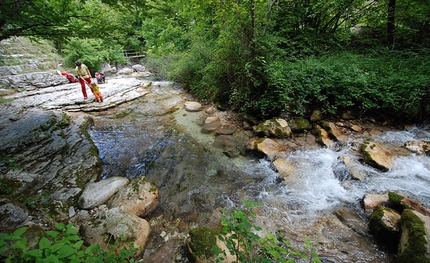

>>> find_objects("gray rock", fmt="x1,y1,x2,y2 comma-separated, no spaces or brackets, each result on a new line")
78,177,129,209
0,198,28,230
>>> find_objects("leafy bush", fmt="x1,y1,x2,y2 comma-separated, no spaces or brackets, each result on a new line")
63,38,127,73
214,200,320,263
0,223,138,263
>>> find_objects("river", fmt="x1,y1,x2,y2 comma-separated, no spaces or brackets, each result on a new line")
87,78,430,262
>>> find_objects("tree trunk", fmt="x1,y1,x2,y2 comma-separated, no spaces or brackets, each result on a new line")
387,0,396,49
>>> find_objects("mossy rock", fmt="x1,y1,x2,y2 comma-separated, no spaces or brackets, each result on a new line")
288,117,311,133
187,227,221,263
369,205,401,248
397,209,430,263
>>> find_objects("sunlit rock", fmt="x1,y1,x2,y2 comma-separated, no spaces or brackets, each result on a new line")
350,124,363,132
246,137,289,161
404,140,430,155
109,176,159,217
362,193,389,213
80,206,150,256
320,121,348,142
397,209,430,263
273,158,296,179
78,177,129,209
185,101,203,112
313,125,333,147
360,141,393,171
253,118,292,138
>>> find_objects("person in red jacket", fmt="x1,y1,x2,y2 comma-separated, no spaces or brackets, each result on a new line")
75,61,92,99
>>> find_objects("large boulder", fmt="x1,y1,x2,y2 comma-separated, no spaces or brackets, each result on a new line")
0,72,68,89
288,117,311,133
0,197,28,231
360,141,393,171
108,176,159,217
201,117,221,134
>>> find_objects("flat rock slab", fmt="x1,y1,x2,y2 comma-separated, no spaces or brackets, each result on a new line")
3,77,151,112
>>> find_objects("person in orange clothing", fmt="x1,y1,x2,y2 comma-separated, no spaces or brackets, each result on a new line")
89,80,104,103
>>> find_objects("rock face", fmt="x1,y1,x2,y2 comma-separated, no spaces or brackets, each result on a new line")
361,141,393,171
0,71,69,89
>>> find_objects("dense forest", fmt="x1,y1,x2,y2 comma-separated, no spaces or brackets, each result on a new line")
2,0,430,122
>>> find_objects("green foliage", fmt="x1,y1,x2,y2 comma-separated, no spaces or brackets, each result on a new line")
63,38,127,72
214,200,320,263
0,223,138,263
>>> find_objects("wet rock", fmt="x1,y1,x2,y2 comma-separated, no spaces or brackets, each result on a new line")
109,176,159,217
80,206,150,256
313,125,333,147
185,101,203,112
334,208,369,237
362,193,389,213
246,137,289,161
273,158,296,179
201,116,221,133
213,135,243,158
360,141,393,171
339,155,366,181
404,140,430,155
369,206,401,247
216,124,237,135
388,192,430,217
78,177,129,209
0,198,28,230
320,121,348,142
253,118,292,138
397,209,430,263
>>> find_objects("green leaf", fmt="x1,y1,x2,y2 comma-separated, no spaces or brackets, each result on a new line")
39,237,51,250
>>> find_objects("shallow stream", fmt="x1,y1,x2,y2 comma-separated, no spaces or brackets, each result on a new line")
87,79,430,262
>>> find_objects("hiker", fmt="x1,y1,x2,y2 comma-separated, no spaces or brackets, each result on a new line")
75,61,92,99
89,80,104,103
95,72,105,84
60,71,78,83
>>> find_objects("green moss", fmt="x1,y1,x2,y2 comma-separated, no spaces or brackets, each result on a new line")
396,210,430,263
389,192,405,204
369,206,400,248
188,227,221,261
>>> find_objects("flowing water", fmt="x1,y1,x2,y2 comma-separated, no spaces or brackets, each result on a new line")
87,79,430,262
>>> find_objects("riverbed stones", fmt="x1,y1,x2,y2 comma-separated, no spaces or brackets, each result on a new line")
360,141,393,171
108,176,159,217
80,206,151,256
313,125,333,147
213,135,243,158
320,121,348,142
185,101,203,112
78,177,129,209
